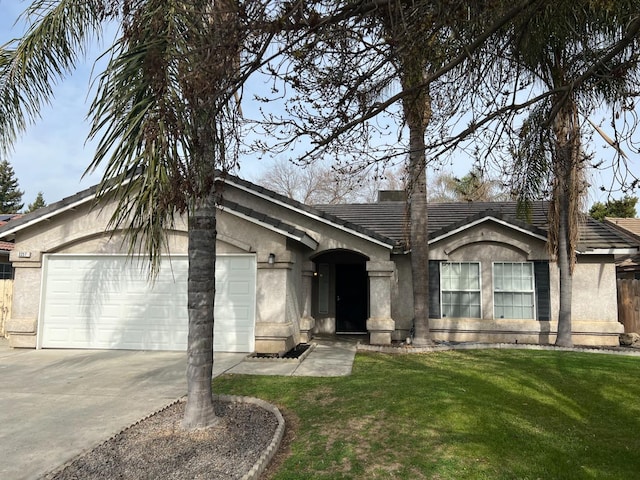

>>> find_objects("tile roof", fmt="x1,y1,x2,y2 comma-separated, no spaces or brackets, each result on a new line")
0,172,633,254
0,213,23,227
316,200,636,252
226,174,398,247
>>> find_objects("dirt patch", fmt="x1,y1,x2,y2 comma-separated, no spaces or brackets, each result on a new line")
300,385,337,407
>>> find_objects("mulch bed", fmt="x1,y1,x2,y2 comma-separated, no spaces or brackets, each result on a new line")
45,399,279,480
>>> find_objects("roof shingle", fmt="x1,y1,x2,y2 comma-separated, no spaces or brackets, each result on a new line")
316,201,635,251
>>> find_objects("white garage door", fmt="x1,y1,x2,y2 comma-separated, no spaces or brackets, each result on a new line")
39,254,256,352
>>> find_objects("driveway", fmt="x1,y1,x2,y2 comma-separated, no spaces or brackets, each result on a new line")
0,337,355,479
0,341,187,480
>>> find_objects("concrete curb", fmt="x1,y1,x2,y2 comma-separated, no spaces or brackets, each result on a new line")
41,395,286,480
228,395,286,480
357,341,640,357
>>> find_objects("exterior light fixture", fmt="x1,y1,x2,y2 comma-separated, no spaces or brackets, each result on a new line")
268,253,276,265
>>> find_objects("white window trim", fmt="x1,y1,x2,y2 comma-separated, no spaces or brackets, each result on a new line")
440,261,482,319
492,261,536,320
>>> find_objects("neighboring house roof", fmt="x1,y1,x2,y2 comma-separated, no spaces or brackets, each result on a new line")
317,201,637,253
603,217,640,242
603,217,640,272
0,214,21,252
0,213,22,225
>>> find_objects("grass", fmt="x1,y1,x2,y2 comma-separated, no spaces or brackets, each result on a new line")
213,349,640,479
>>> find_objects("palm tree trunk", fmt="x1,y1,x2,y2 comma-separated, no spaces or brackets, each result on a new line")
555,186,573,347
377,0,435,346
408,120,432,345
182,190,218,429
551,97,580,348
405,85,433,346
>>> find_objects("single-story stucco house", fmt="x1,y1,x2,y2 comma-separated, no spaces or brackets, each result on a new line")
0,174,636,351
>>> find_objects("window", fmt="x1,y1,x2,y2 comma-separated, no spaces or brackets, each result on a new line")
0,262,12,280
440,262,481,318
493,262,535,319
318,263,330,314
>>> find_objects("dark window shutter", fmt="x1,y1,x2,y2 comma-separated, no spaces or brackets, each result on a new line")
429,260,441,319
534,261,551,321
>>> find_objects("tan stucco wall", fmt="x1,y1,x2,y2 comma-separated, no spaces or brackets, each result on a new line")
571,256,619,322
391,222,550,340
5,191,304,350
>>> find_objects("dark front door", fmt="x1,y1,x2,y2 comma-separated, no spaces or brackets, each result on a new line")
335,263,368,333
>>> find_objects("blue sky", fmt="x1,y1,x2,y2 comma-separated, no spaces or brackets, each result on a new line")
0,1,106,205
0,2,274,207
0,1,637,211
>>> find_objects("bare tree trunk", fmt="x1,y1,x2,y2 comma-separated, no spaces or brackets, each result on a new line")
180,0,239,429
182,191,218,429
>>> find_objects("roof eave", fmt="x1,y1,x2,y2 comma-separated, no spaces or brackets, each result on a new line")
578,247,639,255
224,176,395,250
223,207,319,251
0,193,98,240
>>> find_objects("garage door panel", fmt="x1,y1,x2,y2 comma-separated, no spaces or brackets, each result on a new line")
217,307,251,320
45,327,73,343
40,255,255,352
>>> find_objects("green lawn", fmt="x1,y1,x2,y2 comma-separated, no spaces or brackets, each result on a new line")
213,349,640,479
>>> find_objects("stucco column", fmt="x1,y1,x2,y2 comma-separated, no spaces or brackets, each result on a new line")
366,260,395,345
299,261,315,343
6,252,43,348
255,252,297,354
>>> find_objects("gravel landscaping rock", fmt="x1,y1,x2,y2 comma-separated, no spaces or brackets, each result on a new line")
43,398,280,480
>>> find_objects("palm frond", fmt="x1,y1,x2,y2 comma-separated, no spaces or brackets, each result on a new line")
84,0,243,276
512,101,553,222
0,0,105,154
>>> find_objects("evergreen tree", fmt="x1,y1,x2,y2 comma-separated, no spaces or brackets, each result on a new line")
26,191,46,213
589,196,638,221
0,160,23,213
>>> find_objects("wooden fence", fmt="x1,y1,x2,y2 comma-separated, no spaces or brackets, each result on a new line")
0,279,12,337
618,279,640,333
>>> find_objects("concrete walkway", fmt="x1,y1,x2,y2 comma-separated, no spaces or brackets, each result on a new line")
218,338,357,377
0,337,356,480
